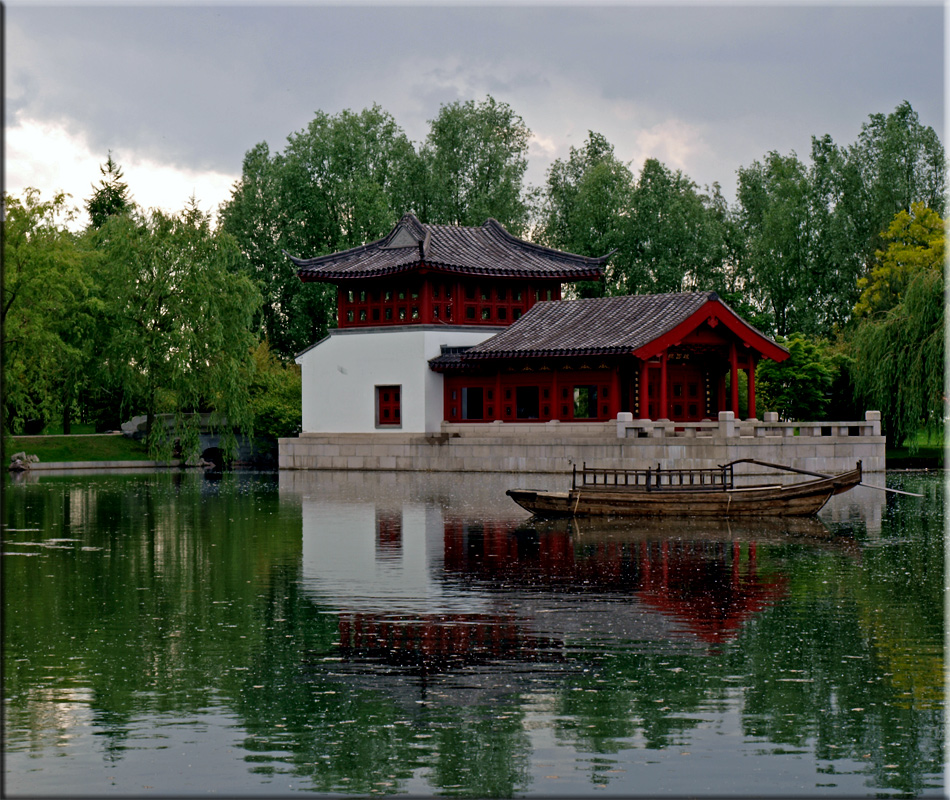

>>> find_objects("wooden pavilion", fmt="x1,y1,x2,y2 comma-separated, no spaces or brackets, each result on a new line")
429,292,789,423
289,213,787,432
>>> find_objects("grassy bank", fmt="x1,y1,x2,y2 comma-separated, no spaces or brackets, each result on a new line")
886,429,945,469
7,434,152,463
886,444,944,468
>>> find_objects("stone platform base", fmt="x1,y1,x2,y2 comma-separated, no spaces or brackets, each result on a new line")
279,411,885,476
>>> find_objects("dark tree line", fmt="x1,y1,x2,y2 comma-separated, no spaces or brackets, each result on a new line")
4,98,944,449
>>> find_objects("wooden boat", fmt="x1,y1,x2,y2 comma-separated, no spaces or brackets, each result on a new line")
506,459,863,519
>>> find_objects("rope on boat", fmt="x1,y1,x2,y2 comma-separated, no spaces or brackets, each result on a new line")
722,458,923,498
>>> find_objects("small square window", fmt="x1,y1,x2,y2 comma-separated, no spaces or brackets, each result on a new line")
377,385,402,428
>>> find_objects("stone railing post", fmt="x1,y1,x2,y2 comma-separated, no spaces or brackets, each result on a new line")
718,410,735,438
616,411,633,438
865,410,881,437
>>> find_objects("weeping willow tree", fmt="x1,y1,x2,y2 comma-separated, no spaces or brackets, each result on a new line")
850,212,945,449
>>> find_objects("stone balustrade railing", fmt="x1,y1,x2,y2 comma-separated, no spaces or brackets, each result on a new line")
617,410,882,440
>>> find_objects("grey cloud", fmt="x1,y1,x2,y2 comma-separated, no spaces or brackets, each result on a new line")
7,3,944,201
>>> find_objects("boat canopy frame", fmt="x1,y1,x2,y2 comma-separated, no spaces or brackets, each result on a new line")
574,462,736,492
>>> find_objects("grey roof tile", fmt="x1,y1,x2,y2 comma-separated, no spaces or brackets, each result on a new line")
428,292,786,368
288,213,608,282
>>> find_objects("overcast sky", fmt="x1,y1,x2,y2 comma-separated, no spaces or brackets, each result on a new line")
6,1,945,228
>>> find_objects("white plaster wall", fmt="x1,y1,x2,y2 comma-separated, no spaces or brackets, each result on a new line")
299,501,490,614
296,326,499,434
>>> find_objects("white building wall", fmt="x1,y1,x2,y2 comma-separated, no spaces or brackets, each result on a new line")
296,326,500,434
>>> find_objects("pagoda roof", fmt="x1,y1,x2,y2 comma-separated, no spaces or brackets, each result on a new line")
288,213,608,283
429,292,789,368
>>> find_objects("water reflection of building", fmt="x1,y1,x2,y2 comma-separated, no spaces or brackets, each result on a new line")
441,519,790,645
284,469,868,687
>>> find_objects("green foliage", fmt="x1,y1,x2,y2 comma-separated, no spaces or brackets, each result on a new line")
91,200,261,459
623,159,732,296
219,106,422,358
536,137,734,301
736,152,817,337
8,434,151,462
85,152,133,229
849,100,945,224
247,341,302,441
421,96,531,233
2,189,96,435
755,334,836,420
533,131,632,298
853,202,945,318
734,102,945,338
850,260,944,449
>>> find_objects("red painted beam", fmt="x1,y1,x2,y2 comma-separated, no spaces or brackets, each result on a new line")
633,298,789,363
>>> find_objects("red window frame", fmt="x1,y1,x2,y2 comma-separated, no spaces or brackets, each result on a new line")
376,385,401,428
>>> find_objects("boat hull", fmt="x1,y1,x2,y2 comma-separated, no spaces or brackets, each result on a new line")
506,465,862,519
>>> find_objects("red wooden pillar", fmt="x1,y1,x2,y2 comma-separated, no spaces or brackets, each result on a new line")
420,273,433,324
495,372,503,421
729,342,739,416
639,360,649,418
610,368,621,419
451,281,461,323
659,351,669,419
746,355,757,419
337,288,347,328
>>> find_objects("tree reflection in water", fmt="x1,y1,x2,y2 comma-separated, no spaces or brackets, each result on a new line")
2,469,942,797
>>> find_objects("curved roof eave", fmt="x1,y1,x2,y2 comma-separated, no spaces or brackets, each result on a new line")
297,260,603,283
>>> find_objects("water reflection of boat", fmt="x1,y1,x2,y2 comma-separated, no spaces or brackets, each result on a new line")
521,515,862,558
507,460,862,519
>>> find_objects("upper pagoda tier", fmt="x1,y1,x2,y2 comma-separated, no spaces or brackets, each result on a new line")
287,214,610,329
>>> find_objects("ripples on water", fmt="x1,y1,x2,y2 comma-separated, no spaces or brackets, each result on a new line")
2,468,943,796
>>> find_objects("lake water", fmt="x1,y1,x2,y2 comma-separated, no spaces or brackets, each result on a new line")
2,467,943,797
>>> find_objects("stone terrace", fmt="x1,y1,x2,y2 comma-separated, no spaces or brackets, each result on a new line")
279,411,885,476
